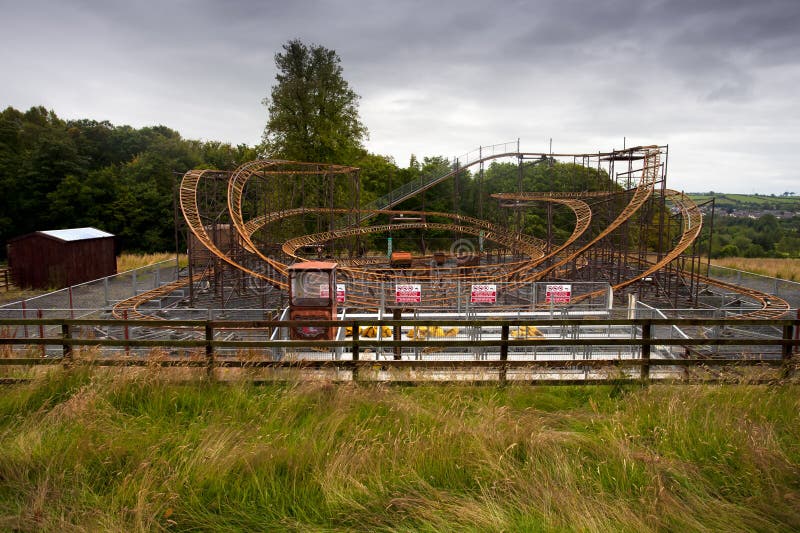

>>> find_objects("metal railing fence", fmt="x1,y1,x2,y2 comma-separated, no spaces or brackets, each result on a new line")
0,259,181,317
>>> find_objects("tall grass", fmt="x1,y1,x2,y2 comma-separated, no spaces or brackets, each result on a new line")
0,373,798,531
116,253,188,273
711,257,800,282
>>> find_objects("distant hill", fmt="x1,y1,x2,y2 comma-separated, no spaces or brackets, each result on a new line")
688,193,800,214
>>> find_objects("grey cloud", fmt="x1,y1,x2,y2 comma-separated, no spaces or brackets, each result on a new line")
0,0,798,192
704,79,754,103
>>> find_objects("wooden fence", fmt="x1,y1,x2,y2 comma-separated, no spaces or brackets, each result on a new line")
0,268,9,292
0,317,798,383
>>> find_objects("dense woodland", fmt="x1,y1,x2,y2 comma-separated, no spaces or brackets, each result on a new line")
708,214,800,258
0,105,258,257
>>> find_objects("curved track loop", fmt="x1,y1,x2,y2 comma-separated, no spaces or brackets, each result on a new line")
518,146,660,284
572,189,789,318
483,147,661,288
566,189,701,307
639,190,787,318
112,272,202,320
280,213,545,262
228,160,358,274
489,194,593,278
235,206,547,280
616,189,703,291
476,154,786,318
698,274,790,319
180,169,288,290
283,221,541,284
168,148,788,318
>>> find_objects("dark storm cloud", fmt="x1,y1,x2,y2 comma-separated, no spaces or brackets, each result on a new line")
0,0,798,192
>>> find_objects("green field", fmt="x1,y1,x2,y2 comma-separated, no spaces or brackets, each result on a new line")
688,193,800,211
1,371,799,531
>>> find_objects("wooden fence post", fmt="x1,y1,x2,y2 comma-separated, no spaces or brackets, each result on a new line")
205,322,215,380
782,323,794,379
641,321,651,382
21,299,28,339
61,322,72,368
38,309,44,357
351,321,359,382
500,324,509,385
123,310,130,356
393,309,402,360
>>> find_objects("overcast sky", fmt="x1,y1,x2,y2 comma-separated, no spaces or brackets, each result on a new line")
1,0,798,193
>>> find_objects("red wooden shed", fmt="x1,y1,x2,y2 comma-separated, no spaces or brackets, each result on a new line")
7,227,116,289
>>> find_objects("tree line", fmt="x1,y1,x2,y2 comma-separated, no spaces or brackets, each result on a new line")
708,214,800,258
0,103,610,259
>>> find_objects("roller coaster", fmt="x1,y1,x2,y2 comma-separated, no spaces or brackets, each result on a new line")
112,143,790,320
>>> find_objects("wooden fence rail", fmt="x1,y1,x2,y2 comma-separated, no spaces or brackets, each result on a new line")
1,317,798,383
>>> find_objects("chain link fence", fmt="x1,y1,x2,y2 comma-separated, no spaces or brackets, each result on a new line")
0,259,180,318
708,265,800,308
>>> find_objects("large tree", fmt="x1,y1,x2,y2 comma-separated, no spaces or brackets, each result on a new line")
261,39,367,163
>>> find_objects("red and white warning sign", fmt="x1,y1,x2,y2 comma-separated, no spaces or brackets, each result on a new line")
395,284,421,303
336,283,346,303
319,284,330,298
545,284,572,304
470,284,497,304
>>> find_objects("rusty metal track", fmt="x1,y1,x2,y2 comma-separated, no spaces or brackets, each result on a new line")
112,272,205,320
489,195,593,278
513,146,661,284
166,148,789,319
567,188,701,307
180,169,288,289
281,216,545,261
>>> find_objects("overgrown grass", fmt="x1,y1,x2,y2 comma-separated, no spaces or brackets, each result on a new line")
711,257,800,282
117,253,188,273
0,372,798,531
0,287,47,305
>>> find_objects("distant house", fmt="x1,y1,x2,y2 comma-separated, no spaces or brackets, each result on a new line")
7,227,116,289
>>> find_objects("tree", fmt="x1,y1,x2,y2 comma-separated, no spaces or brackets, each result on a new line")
261,39,367,164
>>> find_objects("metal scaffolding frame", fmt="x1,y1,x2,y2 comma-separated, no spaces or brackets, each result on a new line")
110,145,789,321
